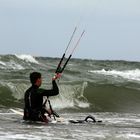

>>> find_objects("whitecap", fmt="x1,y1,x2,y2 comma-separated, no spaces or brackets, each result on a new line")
89,69,140,81
0,61,6,66
6,60,24,70
15,54,39,64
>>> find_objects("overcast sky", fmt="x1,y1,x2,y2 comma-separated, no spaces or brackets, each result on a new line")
0,0,140,61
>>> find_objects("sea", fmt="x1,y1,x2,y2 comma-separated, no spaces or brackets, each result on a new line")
0,54,140,140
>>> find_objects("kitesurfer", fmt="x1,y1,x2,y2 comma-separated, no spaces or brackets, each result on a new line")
23,72,61,122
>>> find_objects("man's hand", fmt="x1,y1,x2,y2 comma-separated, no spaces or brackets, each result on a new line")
52,73,61,80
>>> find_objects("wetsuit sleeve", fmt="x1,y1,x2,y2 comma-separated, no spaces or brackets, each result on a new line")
39,80,59,97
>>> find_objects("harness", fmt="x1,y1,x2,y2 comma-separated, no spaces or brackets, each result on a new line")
43,97,59,120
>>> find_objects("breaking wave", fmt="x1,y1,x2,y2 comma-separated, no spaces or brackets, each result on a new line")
0,54,140,113
15,54,39,64
89,69,140,81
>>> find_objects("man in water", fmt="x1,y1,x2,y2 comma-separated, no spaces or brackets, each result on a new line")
23,72,60,122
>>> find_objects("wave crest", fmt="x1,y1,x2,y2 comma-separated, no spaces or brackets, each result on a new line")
89,69,140,81
15,54,39,64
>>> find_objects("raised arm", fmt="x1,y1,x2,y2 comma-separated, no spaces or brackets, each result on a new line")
39,73,61,97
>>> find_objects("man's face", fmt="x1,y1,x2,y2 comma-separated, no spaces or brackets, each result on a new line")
36,77,42,87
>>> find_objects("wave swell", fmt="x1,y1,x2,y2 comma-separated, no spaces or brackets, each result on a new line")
0,55,140,113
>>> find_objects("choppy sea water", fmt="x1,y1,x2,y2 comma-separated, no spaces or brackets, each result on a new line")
0,111,140,140
0,54,140,139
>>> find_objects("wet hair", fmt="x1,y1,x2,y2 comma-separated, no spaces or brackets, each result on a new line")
30,72,41,85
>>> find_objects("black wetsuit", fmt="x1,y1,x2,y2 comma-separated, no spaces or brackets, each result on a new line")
23,80,59,122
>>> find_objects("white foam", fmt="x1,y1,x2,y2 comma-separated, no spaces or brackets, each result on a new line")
127,134,140,138
0,60,24,70
0,61,6,66
47,83,90,110
0,133,42,140
117,133,140,139
15,54,39,64
89,69,140,81
8,61,25,70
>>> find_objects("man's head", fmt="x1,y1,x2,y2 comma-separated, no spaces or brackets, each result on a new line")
30,72,42,86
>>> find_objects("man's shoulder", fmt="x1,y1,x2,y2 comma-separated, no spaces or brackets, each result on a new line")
25,87,32,95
